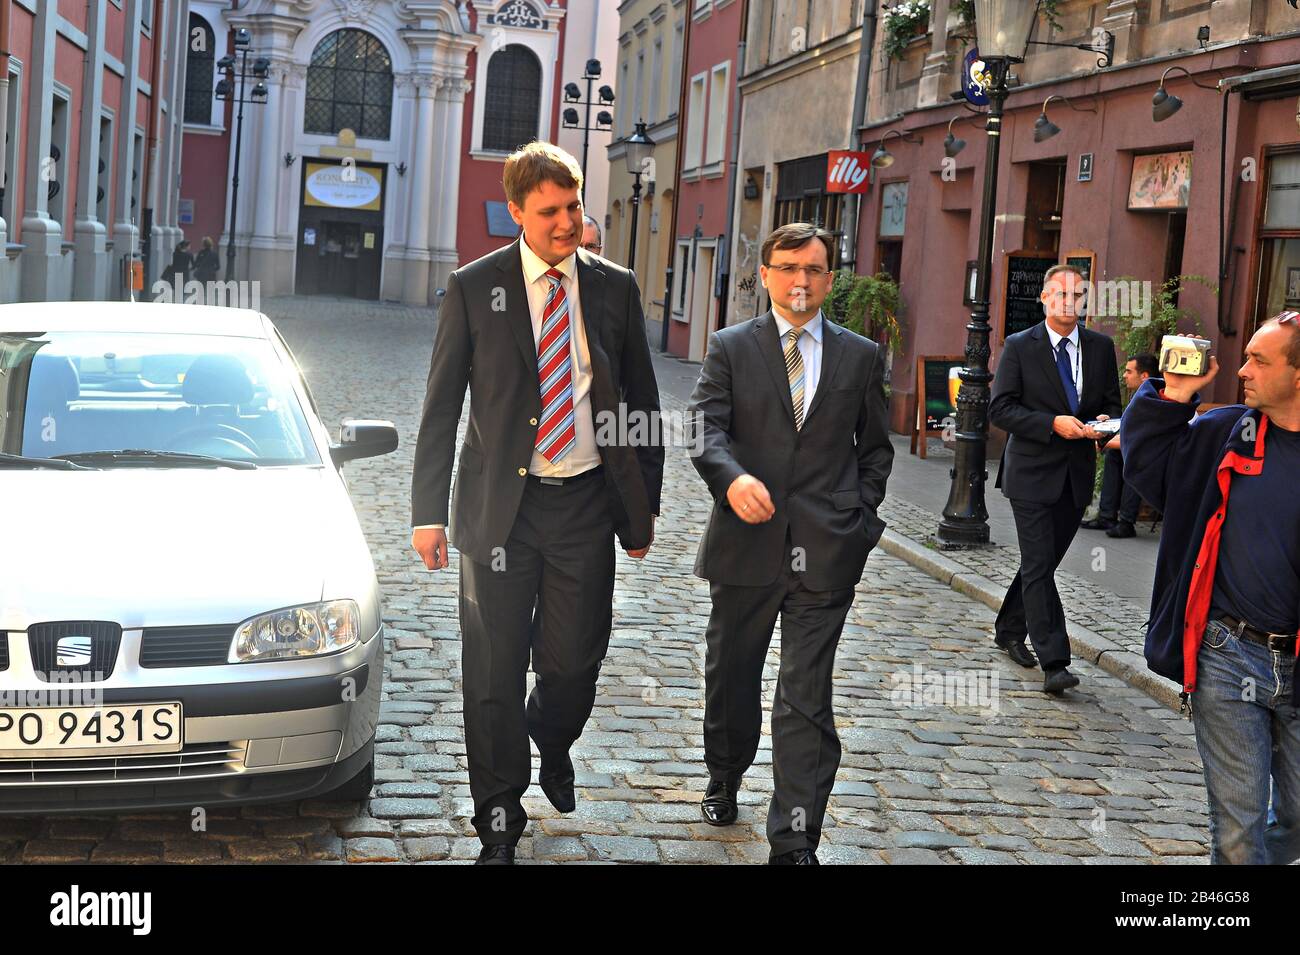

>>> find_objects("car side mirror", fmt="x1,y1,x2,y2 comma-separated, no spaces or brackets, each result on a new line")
331,418,398,467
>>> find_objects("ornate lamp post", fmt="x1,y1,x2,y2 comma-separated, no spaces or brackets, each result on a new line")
215,28,269,285
623,120,654,272
937,0,1038,546
561,60,615,203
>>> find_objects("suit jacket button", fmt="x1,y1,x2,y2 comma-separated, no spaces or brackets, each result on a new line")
518,467,527,477
529,417,538,426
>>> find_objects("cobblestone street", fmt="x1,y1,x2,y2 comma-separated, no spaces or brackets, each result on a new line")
5,296,1210,864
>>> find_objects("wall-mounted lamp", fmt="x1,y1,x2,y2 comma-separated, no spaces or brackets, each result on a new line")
1033,94,1098,142
870,129,922,169
1151,65,1220,122
284,153,297,168
395,162,407,177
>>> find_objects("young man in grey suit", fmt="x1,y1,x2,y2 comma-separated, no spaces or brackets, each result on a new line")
687,223,894,864
410,142,663,864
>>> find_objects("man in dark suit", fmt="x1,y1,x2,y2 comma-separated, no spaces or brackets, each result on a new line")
989,264,1122,695
410,141,664,865
688,222,894,864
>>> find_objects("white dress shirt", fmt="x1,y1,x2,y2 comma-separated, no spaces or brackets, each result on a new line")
1045,321,1083,402
773,309,824,422
519,234,601,477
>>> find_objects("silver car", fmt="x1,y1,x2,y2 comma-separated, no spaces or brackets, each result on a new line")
0,302,396,813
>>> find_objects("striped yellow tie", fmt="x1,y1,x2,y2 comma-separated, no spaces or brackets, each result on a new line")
785,327,806,430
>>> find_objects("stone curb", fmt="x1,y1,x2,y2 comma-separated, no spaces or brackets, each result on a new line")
876,529,1182,711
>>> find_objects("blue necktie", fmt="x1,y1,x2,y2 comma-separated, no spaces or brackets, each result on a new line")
1056,340,1079,414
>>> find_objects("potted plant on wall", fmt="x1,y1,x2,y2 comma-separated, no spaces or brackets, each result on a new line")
824,269,905,393
882,1,933,61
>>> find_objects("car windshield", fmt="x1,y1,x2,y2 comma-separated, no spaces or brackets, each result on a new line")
0,330,321,466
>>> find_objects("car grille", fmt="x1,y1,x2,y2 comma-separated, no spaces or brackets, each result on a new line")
139,625,236,668
0,741,248,785
28,621,121,680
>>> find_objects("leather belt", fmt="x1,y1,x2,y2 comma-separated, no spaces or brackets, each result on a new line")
528,465,603,486
1217,614,1298,654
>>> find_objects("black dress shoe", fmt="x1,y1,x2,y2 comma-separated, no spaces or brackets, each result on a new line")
475,844,516,865
768,848,819,865
538,748,576,813
1080,516,1115,530
1106,521,1136,538
995,637,1038,668
700,777,739,826
1043,667,1081,696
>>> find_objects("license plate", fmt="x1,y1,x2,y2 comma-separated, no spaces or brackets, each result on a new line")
0,703,183,757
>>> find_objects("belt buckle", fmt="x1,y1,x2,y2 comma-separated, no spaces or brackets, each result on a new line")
1267,632,1293,652
539,476,565,486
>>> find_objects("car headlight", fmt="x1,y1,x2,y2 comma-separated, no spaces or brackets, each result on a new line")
231,600,360,662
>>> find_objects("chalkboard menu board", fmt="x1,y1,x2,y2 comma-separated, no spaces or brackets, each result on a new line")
911,355,965,459
1003,252,1054,337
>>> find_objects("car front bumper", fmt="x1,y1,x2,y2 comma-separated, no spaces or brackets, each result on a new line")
0,627,385,814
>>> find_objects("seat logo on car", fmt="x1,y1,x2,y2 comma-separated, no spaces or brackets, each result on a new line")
55,635,93,667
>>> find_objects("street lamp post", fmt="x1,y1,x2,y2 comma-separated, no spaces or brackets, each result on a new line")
215,29,269,285
938,0,1038,546
623,120,654,272
560,60,615,203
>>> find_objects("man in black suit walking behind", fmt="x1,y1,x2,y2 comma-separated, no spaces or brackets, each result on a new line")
989,264,1122,694
688,223,894,864
410,142,663,864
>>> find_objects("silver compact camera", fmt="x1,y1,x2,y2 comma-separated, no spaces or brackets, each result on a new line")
1159,334,1211,377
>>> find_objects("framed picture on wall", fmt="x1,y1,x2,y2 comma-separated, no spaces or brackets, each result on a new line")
1128,150,1192,211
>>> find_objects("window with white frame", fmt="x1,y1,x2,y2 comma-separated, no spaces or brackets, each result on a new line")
48,92,70,227
705,62,729,167
670,22,683,114
618,59,629,134
684,73,706,170
1,68,19,229
634,50,644,126
184,14,216,126
649,38,662,124
483,44,541,152
304,29,394,141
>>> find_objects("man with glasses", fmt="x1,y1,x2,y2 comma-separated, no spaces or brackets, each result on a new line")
687,222,894,864
581,215,603,256
989,264,1122,695
1123,311,1300,864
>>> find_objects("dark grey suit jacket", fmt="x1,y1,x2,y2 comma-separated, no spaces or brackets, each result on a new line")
688,312,894,590
410,237,664,564
990,320,1123,507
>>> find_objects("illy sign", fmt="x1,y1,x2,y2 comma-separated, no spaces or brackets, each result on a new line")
826,151,871,194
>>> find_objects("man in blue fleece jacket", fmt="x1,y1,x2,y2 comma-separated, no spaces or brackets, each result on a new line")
1122,312,1300,865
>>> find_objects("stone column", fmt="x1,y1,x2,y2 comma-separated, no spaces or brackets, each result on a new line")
113,0,146,296
429,76,469,295
73,0,110,300
21,0,62,300
402,75,441,305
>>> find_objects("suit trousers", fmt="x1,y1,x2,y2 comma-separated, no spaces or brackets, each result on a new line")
458,467,615,845
995,479,1087,671
703,550,855,855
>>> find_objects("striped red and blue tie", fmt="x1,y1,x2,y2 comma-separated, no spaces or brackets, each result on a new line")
535,267,577,463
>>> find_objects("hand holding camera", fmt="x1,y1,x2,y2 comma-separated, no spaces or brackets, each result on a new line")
1160,334,1220,403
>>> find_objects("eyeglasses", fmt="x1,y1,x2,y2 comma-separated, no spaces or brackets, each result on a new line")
581,243,602,253
767,264,831,278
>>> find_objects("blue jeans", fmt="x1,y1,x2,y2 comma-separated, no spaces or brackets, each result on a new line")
1192,618,1300,864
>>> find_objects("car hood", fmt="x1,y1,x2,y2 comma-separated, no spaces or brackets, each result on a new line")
0,466,377,630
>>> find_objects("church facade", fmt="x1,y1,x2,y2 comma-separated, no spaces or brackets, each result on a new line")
182,0,614,305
